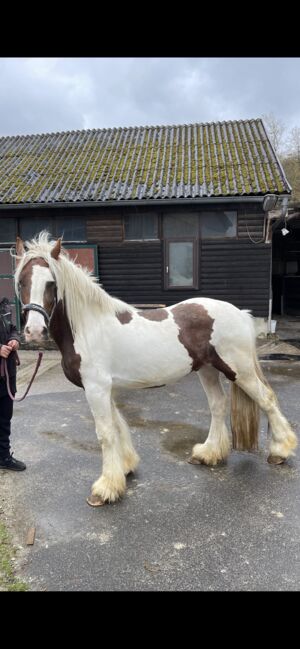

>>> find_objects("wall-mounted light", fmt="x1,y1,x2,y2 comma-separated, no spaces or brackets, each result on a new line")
281,227,289,236
263,194,278,212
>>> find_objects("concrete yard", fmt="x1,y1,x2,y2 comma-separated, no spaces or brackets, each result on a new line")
1,347,300,591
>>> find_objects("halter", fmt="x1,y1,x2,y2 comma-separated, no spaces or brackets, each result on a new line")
22,302,53,325
18,279,57,328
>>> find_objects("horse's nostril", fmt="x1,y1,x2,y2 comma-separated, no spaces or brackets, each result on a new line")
25,325,30,334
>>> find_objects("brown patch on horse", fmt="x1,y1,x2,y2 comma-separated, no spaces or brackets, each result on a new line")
50,300,83,388
116,311,133,324
18,257,49,306
171,303,236,381
138,309,169,321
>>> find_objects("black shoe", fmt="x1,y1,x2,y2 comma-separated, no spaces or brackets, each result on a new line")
0,454,26,471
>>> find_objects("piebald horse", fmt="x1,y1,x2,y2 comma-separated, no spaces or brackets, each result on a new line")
15,233,297,506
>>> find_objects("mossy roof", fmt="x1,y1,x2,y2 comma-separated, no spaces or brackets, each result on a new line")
0,118,291,204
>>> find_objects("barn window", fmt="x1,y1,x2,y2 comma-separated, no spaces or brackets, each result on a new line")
19,216,86,242
201,211,237,238
19,216,53,241
55,217,86,241
163,213,198,237
0,218,17,243
124,213,158,240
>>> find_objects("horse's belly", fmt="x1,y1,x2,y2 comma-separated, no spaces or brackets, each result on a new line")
111,344,192,389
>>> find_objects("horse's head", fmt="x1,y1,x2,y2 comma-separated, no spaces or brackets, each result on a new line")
15,236,61,342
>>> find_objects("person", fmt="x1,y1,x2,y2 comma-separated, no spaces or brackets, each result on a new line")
0,297,26,471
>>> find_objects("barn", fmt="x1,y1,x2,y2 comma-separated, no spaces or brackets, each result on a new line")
0,118,292,331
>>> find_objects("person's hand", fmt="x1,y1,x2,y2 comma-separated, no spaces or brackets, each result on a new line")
7,339,19,351
0,344,12,358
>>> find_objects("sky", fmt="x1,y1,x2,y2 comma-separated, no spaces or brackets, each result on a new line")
1,57,300,138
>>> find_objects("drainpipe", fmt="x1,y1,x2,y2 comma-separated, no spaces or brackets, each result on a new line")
265,196,289,333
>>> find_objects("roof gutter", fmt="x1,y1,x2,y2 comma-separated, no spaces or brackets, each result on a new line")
0,195,291,210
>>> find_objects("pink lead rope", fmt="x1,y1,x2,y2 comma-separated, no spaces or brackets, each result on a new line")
0,352,43,402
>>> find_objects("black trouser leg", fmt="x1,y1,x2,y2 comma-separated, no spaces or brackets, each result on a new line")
0,393,13,459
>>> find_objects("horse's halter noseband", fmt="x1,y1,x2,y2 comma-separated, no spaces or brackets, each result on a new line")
18,273,57,328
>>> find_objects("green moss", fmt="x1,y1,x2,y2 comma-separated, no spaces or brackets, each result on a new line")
0,521,28,592
0,122,288,202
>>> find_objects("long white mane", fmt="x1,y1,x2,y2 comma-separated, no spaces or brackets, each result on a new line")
14,231,134,335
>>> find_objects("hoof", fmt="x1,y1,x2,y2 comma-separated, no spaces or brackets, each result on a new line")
188,456,201,465
86,494,105,507
267,455,285,465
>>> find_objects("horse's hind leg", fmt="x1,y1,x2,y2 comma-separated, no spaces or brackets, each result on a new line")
111,399,140,475
189,365,230,466
235,368,297,463
85,385,126,506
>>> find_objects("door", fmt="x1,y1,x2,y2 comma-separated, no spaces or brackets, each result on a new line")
165,239,198,289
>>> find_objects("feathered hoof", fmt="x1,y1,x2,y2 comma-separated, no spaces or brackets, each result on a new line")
188,456,202,465
267,454,285,465
86,494,106,507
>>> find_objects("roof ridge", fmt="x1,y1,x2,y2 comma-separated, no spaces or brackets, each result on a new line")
0,118,263,141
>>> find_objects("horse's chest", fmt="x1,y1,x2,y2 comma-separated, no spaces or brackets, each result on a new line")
61,352,83,388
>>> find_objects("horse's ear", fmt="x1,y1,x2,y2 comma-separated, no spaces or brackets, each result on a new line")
16,237,25,257
51,238,62,260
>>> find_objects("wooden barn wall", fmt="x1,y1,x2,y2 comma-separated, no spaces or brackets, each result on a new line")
96,240,270,315
85,204,270,316
0,203,270,316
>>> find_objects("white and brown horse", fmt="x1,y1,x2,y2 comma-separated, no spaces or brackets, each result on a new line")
14,233,297,506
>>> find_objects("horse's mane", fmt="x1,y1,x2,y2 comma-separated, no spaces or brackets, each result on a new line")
14,231,135,335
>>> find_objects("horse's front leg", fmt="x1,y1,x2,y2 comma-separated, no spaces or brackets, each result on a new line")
85,384,126,507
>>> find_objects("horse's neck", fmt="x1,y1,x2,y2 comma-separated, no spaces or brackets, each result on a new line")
49,300,75,355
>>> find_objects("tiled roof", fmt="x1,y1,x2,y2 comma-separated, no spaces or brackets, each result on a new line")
0,119,290,204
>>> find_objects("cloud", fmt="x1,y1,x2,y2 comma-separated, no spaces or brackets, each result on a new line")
0,57,300,137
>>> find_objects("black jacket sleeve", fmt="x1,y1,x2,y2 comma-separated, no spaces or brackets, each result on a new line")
7,323,21,346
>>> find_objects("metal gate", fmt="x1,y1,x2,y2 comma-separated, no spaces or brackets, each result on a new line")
0,247,21,331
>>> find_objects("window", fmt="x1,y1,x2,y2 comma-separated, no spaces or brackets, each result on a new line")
201,211,237,238
163,213,198,238
55,217,86,241
124,214,158,240
19,216,53,241
0,218,17,243
165,240,198,289
19,216,86,242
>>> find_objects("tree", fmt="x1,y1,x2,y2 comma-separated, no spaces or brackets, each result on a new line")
287,126,300,162
262,112,286,156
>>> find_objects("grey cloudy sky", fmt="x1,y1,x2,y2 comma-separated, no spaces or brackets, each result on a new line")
1,57,300,137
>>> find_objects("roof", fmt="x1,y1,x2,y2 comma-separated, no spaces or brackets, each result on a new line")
0,119,291,205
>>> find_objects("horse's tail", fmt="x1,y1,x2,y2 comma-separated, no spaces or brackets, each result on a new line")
230,310,271,451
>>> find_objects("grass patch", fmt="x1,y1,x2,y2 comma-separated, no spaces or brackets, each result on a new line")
0,521,28,591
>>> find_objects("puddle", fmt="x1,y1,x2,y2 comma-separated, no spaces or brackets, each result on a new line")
39,430,99,453
160,424,207,459
264,364,300,380
40,419,209,461
260,354,300,361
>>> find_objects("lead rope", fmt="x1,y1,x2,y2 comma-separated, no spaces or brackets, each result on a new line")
0,352,43,402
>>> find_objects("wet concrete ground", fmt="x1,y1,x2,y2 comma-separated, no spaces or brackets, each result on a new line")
1,352,300,591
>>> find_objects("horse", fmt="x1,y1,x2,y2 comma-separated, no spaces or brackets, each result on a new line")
14,232,297,507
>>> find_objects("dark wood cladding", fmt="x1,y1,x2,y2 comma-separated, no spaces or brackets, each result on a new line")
238,211,265,239
200,240,271,315
98,239,271,317
86,215,123,242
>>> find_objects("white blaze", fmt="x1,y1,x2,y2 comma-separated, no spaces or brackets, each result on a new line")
24,265,53,341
